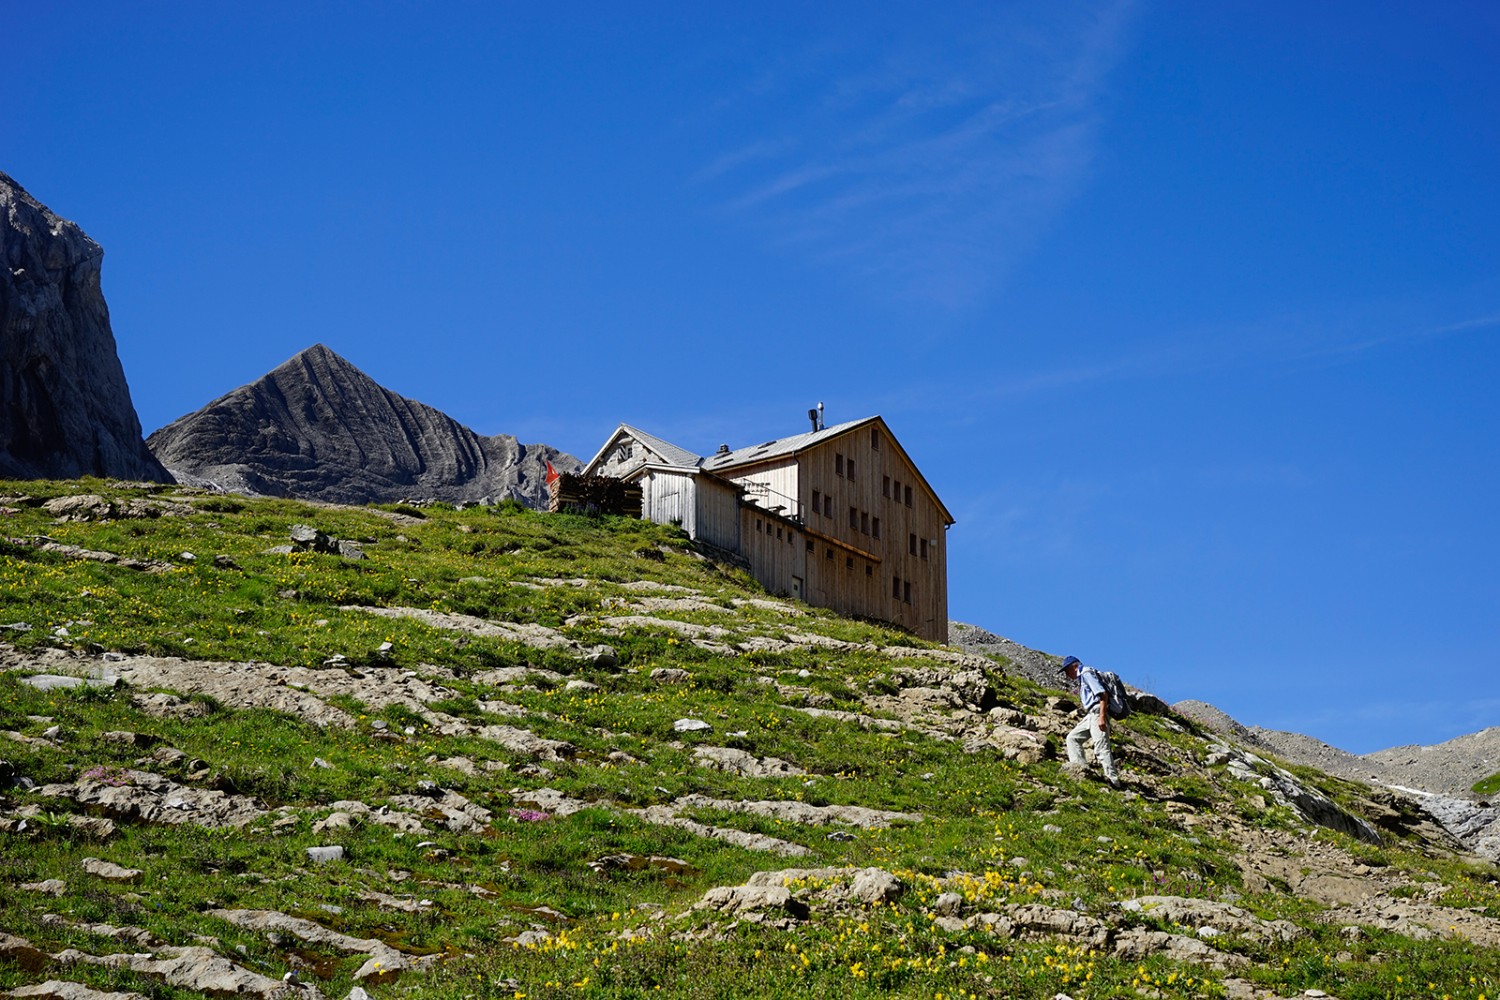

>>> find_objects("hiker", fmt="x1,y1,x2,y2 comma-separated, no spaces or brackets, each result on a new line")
1062,655,1121,788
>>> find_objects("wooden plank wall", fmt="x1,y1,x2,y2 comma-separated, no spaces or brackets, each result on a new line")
693,476,743,552
732,424,948,641
641,470,694,534
740,506,807,600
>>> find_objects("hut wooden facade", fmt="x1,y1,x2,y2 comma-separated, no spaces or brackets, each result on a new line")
582,417,954,641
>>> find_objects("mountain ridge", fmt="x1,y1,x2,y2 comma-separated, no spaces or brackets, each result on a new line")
147,343,579,507
0,172,170,483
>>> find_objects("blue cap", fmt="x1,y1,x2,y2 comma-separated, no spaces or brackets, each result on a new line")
1062,655,1080,670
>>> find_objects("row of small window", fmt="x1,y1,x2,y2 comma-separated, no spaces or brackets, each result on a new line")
754,517,797,544
884,476,913,507
831,455,915,512
831,428,883,478
806,543,913,604
809,490,882,538
818,544,878,577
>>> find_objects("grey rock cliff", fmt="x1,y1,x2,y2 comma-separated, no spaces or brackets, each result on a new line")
147,344,578,507
0,172,169,482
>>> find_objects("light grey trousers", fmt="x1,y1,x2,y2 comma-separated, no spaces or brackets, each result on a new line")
1065,714,1118,782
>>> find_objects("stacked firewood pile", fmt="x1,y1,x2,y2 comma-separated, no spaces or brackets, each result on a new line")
547,473,643,517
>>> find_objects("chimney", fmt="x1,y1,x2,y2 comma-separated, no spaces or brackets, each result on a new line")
807,408,819,432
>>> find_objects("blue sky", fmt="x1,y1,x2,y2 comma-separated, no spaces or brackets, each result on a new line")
8,2,1498,753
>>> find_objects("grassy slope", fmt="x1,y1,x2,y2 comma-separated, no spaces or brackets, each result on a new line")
0,479,1496,1000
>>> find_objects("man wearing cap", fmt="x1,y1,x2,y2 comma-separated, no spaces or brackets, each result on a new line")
1062,655,1121,788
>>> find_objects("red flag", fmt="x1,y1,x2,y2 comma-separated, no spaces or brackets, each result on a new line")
545,461,560,485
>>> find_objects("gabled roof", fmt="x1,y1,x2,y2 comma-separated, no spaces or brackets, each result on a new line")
705,415,954,526
618,423,703,468
582,423,703,474
584,415,954,526
700,417,871,472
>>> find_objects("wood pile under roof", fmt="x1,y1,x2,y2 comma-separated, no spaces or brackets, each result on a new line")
547,473,643,518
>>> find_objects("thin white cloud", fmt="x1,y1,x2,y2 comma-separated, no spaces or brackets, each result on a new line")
1291,312,1500,364
880,305,1500,418
693,1,1139,307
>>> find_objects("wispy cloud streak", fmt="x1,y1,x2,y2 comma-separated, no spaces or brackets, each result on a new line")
694,2,1138,307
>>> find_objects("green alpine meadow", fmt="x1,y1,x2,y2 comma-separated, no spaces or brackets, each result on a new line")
1,479,1497,1000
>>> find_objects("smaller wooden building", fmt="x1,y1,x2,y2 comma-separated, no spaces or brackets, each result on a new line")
581,416,954,641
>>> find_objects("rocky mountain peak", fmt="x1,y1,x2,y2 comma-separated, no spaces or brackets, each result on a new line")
0,171,170,482
147,344,578,507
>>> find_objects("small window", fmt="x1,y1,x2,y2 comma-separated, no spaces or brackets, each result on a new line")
892,575,901,599
872,517,881,539
825,495,835,517
903,581,912,604
865,563,873,577
904,485,913,507
861,512,869,534
883,475,890,498
756,519,763,533
836,453,845,476
845,555,854,569
807,539,815,553
893,479,901,502
871,427,880,450
920,538,928,559
826,547,834,560
909,533,917,556
776,526,783,539
812,490,821,516
847,458,855,480
849,506,858,529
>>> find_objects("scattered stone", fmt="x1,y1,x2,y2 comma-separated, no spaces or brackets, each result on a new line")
694,746,805,778
53,944,321,999
41,768,266,828
349,606,613,664
673,718,712,733
0,932,50,971
4,537,173,573
511,788,591,817
670,793,920,830
312,812,359,833
933,892,964,916
476,725,576,761
207,908,429,980
635,806,810,857
649,668,689,684
388,788,492,833
588,854,693,875
695,884,809,919
306,846,346,864
129,692,209,719
1112,926,1247,969
19,674,118,693
80,858,141,882
21,879,67,896
1118,896,1302,943
8,981,147,1000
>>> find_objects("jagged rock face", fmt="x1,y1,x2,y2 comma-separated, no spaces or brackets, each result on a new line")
0,173,169,482
147,344,579,507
